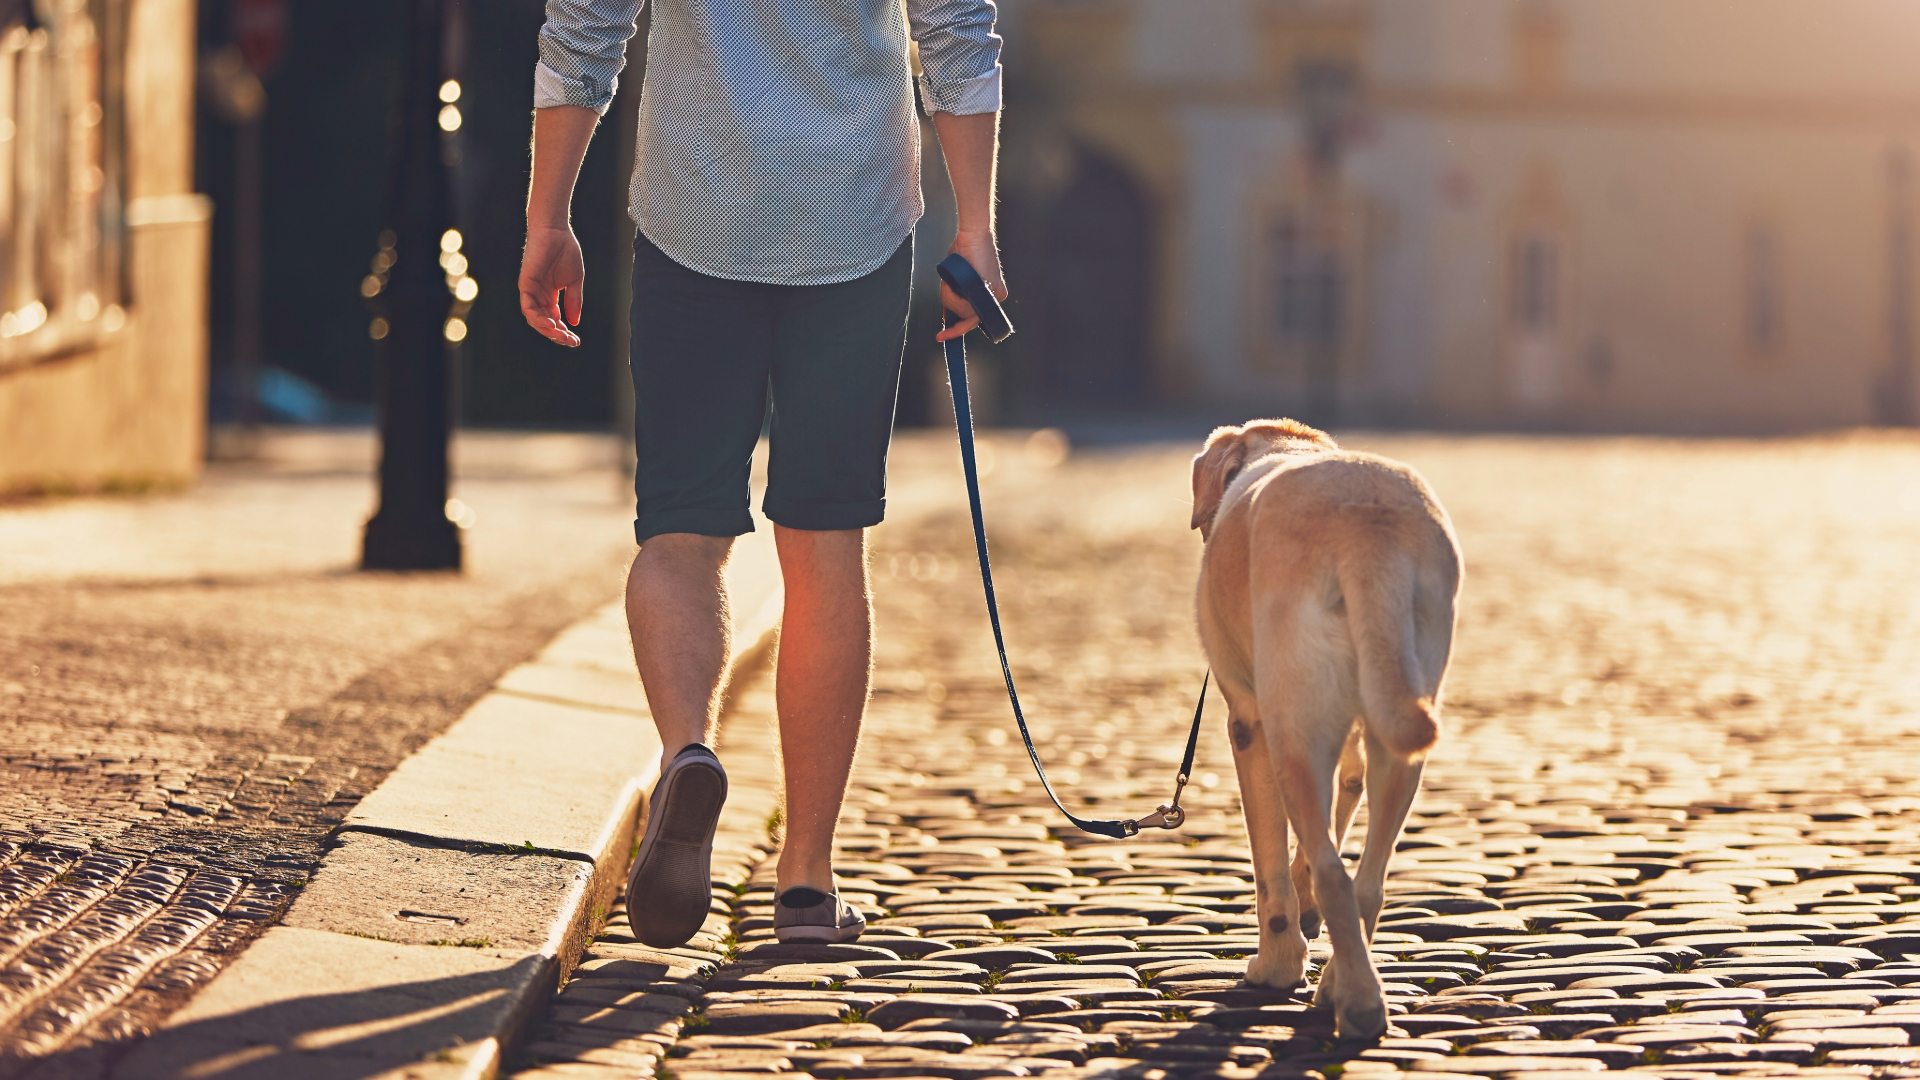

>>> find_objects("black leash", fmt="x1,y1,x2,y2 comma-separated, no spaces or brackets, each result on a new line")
936,253,1208,839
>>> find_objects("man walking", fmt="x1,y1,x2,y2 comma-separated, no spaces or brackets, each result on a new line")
518,0,1006,947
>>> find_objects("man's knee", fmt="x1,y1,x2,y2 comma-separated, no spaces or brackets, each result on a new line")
774,525,863,543
774,526,865,563
638,532,736,571
774,526,868,592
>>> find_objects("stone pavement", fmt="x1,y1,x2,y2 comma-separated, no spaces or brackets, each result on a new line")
503,431,1920,1080
0,430,639,1077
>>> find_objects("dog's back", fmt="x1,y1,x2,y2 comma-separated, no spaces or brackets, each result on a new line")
1199,449,1459,757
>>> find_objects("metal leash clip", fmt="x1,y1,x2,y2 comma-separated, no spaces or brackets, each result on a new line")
1125,772,1191,835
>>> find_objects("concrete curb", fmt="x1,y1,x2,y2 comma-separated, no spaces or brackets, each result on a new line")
115,527,783,1080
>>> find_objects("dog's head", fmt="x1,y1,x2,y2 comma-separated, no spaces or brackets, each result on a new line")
1189,419,1337,540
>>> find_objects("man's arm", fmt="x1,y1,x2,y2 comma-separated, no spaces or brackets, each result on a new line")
931,110,1006,341
520,0,645,345
908,0,1006,338
520,105,600,347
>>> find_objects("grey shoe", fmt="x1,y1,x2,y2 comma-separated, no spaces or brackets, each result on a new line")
773,886,867,943
627,743,727,949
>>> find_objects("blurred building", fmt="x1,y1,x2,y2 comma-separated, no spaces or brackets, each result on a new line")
0,0,208,495
1003,0,1920,431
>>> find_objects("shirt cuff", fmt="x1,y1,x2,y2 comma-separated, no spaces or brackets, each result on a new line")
534,59,616,116
919,65,1002,116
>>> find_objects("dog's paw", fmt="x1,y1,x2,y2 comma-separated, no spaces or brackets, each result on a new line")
1245,948,1306,989
1334,994,1389,1042
1298,908,1323,940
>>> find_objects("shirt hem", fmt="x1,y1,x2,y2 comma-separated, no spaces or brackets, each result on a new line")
634,217,923,287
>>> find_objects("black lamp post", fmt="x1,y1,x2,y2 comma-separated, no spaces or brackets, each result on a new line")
362,0,461,570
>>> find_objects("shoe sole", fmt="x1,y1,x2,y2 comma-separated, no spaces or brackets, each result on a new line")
774,920,866,944
627,757,726,949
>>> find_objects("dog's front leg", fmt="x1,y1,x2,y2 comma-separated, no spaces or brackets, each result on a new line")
1227,706,1307,989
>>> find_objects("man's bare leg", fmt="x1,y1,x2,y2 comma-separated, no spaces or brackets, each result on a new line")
772,525,870,894
626,533,736,771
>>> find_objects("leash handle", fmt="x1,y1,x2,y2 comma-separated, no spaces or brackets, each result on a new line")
936,254,1013,344
936,253,1206,840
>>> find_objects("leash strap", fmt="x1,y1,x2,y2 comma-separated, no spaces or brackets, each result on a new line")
936,253,1207,839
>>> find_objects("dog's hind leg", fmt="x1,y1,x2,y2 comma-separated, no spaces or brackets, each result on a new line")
1267,664,1382,1038
1352,726,1423,941
1227,689,1308,989
1292,721,1363,941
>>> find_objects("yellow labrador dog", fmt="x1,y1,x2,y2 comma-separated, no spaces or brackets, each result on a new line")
1191,420,1461,1039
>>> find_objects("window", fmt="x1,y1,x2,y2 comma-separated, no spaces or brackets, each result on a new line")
1513,0,1564,94
1511,233,1558,332
1271,216,1343,352
0,0,127,371
1294,58,1357,170
1744,222,1782,354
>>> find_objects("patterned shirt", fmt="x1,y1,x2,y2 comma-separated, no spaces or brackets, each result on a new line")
536,0,1003,286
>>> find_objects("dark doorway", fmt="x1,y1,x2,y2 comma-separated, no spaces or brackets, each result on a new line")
1032,149,1153,410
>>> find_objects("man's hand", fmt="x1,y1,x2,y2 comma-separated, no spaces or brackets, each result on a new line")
520,224,586,347
521,105,600,348
936,229,1008,342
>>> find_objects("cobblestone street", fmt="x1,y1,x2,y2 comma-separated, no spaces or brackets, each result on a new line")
509,430,1920,1080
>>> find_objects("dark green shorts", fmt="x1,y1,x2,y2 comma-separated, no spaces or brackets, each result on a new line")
627,231,912,544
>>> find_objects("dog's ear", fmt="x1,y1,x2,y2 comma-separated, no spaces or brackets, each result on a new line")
1191,426,1250,537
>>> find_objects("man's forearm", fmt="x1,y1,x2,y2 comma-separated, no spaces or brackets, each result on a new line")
930,110,999,237
928,108,1006,332
528,105,601,228
520,105,600,345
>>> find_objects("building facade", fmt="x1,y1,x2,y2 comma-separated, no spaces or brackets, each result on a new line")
0,0,208,495
1002,0,1920,431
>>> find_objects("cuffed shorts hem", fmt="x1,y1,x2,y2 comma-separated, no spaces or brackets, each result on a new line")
763,497,887,532
635,508,757,545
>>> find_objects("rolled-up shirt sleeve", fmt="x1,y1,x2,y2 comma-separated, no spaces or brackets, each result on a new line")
906,0,1003,116
535,0,647,114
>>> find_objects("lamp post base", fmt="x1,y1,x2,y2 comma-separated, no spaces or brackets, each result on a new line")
361,510,461,571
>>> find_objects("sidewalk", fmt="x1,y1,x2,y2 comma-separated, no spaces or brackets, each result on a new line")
0,430,643,1074
113,525,783,1080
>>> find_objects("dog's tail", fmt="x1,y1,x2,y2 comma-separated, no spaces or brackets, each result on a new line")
1335,529,1439,760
